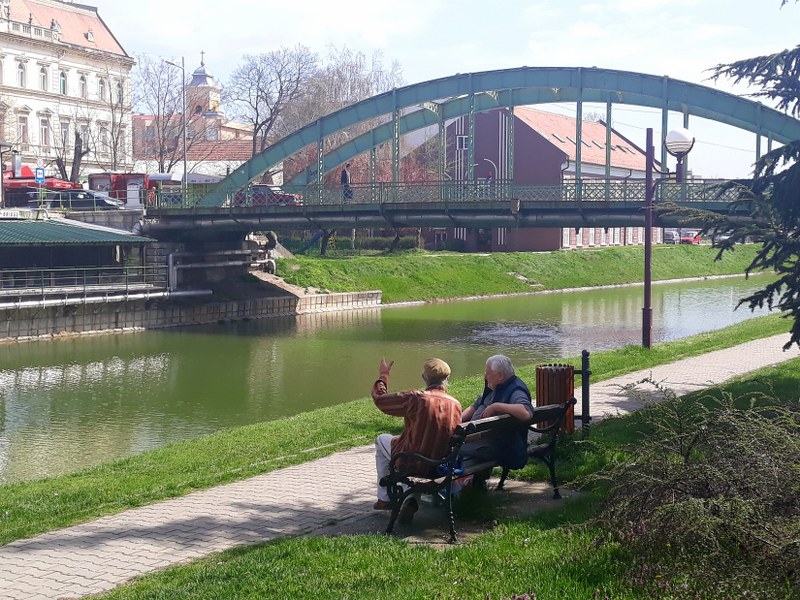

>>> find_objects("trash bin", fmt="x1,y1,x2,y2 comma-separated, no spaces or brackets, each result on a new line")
535,364,575,433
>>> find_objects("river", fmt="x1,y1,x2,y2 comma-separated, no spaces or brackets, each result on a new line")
0,275,773,484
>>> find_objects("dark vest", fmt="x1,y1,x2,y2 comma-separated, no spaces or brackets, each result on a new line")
476,376,532,469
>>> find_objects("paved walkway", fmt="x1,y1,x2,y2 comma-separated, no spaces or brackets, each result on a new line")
1,334,798,599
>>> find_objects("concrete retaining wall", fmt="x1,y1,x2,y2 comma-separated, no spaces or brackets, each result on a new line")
0,291,382,342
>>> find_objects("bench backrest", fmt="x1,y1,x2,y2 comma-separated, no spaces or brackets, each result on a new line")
452,399,575,448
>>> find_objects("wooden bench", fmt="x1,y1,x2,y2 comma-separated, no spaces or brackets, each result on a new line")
380,396,577,543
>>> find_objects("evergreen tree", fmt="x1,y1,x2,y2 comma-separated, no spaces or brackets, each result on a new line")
708,0,800,349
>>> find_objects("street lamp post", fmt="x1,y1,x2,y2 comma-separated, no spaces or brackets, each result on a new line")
643,128,655,349
665,128,695,183
482,158,498,180
0,140,12,209
164,57,187,200
642,127,694,349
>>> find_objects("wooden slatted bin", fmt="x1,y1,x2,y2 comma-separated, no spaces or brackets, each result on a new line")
535,364,575,433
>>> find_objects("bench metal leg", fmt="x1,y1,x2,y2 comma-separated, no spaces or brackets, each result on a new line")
496,466,510,491
446,481,457,543
544,455,561,499
385,483,409,535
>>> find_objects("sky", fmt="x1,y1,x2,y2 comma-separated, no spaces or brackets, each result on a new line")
96,0,799,178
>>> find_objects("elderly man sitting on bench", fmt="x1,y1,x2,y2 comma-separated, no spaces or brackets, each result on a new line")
461,355,534,478
371,357,462,524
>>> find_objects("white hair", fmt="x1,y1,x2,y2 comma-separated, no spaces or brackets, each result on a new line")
486,354,515,380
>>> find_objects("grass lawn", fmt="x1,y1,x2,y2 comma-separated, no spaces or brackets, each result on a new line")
278,245,761,303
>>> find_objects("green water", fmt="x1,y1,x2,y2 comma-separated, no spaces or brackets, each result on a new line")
0,276,772,483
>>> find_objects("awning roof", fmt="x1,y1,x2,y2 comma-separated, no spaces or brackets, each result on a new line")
0,218,154,246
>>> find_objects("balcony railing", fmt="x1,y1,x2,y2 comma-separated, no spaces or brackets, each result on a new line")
0,265,168,298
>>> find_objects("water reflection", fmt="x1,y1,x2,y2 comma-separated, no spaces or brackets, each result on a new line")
0,276,773,483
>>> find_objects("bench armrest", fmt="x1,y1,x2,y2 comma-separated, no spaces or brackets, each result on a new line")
388,451,446,472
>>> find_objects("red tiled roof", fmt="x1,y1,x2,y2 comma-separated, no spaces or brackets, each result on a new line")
186,141,256,162
514,107,647,171
9,0,128,57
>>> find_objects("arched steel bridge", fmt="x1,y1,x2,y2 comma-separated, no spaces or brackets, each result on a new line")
143,66,800,239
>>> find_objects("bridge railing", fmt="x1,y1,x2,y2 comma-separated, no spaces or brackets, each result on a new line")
148,178,749,209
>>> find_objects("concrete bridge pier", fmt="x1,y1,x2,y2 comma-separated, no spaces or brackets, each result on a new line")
143,237,253,292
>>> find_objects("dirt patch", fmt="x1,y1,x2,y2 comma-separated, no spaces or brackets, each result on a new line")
311,479,580,547
249,270,325,296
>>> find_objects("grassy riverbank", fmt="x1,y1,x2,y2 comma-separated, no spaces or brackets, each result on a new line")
0,314,788,546
97,353,800,599
279,244,761,303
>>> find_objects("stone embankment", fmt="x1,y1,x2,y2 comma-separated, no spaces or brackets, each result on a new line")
0,272,381,342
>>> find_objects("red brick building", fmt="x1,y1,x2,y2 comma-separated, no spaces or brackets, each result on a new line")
439,107,662,252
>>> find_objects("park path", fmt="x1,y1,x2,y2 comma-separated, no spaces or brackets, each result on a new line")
1,333,798,599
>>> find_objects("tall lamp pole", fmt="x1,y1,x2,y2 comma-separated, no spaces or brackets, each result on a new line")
643,128,655,349
642,127,695,349
164,57,187,200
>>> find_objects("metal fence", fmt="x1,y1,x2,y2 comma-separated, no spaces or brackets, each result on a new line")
0,265,168,297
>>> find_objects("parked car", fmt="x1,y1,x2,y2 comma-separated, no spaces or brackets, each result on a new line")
663,230,680,244
233,184,303,207
680,231,702,245
28,189,124,210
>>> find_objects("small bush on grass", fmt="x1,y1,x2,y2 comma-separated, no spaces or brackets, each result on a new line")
584,382,800,598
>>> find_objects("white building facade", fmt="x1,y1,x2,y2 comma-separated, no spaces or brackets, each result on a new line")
0,0,134,180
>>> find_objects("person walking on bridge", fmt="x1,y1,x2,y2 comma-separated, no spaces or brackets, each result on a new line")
340,163,353,200
371,358,462,523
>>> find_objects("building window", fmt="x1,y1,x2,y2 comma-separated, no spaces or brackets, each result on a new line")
575,228,583,247
79,75,87,99
0,60,3,84
98,78,106,100
626,227,633,245
18,116,29,148
60,121,70,146
59,71,67,94
587,228,595,247
497,227,507,246
39,67,48,91
99,126,109,154
39,118,50,148
17,63,26,87
562,227,571,248
79,123,89,150
143,124,155,141
116,81,124,104
456,135,468,150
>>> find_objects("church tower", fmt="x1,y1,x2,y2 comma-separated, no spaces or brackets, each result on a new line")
186,52,222,117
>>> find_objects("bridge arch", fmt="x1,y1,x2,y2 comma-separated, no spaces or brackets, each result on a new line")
200,67,800,207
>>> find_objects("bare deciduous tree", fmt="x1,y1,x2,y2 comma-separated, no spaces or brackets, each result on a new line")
227,45,318,161
277,45,404,183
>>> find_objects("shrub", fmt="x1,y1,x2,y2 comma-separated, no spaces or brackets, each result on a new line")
585,382,800,597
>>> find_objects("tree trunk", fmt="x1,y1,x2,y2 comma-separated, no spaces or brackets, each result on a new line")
69,132,89,182
389,229,401,252
320,229,334,256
